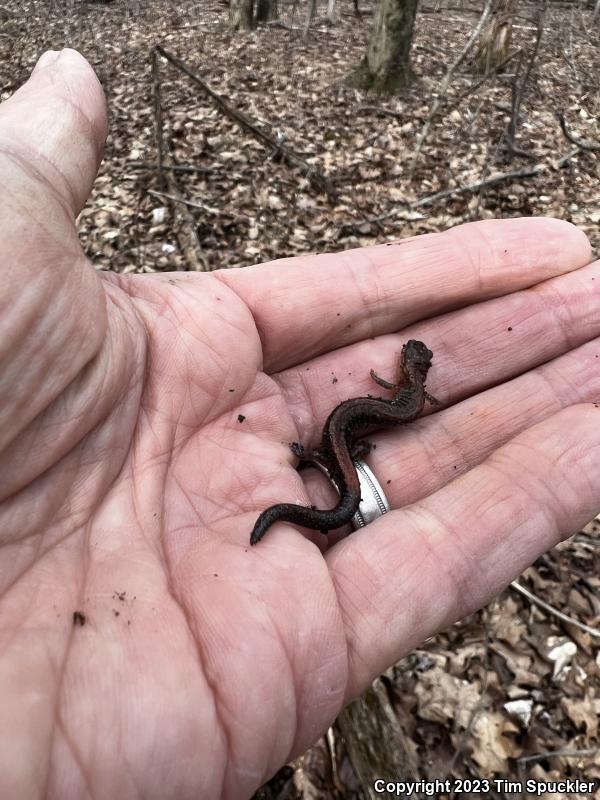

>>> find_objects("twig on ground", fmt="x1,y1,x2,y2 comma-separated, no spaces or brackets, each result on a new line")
341,166,541,232
560,46,581,84
554,146,580,169
517,747,600,765
150,48,206,271
148,191,246,228
510,580,600,639
557,112,600,151
517,744,600,793
410,167,542,209
148,189,216,212
128,161,213,174
155,45,337,201
151,48,165,189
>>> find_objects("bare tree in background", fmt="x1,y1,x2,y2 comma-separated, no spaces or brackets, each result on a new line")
474,0,517,72
348,0,419,92
303,0,318,37
230,0,254,30
256,0,278,23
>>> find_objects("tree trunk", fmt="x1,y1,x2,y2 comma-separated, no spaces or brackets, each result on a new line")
229,0,254,30
474,0,517,73
327,0,337,23
336,679,421,798
303,0,318,37
256,0,278,22
348,0,418,93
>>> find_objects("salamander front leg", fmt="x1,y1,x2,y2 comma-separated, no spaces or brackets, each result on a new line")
369,368,398,391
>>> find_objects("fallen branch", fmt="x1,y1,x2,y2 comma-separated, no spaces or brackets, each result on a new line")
151,48,166,189
154,45,337,201
517,747,600,765
554,146,580,169
151,48,206,271
148,189,218,213
128,161,213,174
413,166,541,207
148,190,246,226
341,166,541,231
511,580,600,640
557,112,600,152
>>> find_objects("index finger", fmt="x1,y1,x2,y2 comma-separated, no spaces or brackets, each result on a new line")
219,217,591,371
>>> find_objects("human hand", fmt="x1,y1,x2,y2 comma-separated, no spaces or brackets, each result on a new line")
1,50,599,800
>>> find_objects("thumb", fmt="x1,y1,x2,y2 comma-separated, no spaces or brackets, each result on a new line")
2,48,107,213
0,49,108,460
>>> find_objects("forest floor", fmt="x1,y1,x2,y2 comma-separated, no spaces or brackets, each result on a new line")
1,1,599,797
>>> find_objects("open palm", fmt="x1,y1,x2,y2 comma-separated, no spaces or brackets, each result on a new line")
2,50,600,800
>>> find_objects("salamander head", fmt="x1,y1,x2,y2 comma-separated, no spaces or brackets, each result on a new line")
402,340,434,376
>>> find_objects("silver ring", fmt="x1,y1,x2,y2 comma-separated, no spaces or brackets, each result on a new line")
350,459,391,528
310,459,390,530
